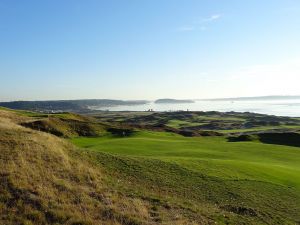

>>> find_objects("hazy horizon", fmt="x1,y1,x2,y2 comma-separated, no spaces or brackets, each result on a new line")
1,0,300,101
2,95,300,103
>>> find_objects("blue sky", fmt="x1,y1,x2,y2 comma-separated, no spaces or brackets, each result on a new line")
1,0,300,101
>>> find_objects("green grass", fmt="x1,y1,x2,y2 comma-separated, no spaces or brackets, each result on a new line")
196,115,246,122
72,131,300,224
166,119,205,128
71,131,300,190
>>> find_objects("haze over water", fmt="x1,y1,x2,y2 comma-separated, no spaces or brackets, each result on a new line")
97,99,300,117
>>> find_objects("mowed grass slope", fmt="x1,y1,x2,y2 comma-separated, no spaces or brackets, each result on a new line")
71,132,300,189
72,131,300,224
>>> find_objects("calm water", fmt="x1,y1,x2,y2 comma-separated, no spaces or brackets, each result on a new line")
96,100,300,117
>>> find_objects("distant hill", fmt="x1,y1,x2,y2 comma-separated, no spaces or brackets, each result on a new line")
204,95,300,101
155,98,195,104
0,99,149,112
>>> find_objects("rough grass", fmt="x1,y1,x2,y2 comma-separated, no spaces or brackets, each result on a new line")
166,119,205,128
98,111,300,135
0,107,107,138
21,117,107,138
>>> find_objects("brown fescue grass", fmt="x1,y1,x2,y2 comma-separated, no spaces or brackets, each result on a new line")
0,109,203,225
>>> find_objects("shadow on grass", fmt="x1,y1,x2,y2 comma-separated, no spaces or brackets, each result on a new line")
228,132,300,148
258,133,300,148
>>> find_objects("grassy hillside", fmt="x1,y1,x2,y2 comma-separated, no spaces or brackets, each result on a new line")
72,132,300,224
0,109,205,224
0,107,107,138
1,107,300,224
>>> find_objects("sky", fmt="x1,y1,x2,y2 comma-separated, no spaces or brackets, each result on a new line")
0,0,300,101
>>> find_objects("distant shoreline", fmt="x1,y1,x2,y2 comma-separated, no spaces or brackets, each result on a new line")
200,95,300,101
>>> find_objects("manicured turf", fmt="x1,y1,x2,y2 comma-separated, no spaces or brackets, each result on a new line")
71,131,300,224
71,131,300,191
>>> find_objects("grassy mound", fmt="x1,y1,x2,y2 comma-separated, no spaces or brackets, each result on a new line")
21,117,106,138
0,107,106,138
0,110,104,224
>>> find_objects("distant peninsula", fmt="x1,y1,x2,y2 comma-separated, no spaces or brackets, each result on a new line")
155,99,195,104
0,99,149,113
